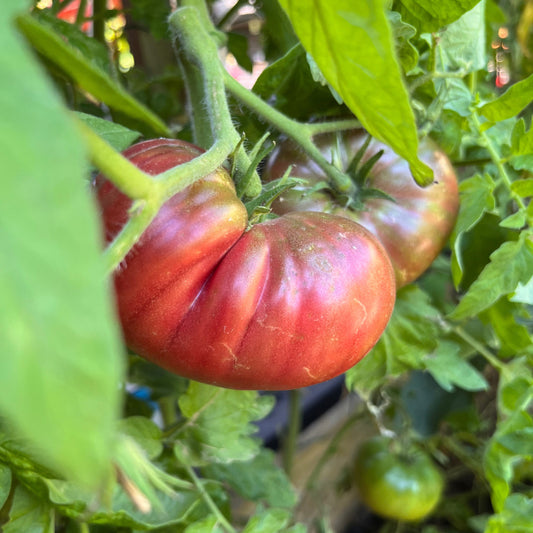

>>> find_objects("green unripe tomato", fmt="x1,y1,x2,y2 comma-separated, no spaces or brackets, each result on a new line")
353,437,444,522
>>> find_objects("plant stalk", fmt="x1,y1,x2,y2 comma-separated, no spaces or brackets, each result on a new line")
223,71,356,195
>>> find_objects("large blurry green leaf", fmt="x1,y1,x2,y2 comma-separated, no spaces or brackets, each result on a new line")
278,0,433,185
450,234,533,320
0,3,123,488
16,12,170,136
176,382,274,465
396,0,482,32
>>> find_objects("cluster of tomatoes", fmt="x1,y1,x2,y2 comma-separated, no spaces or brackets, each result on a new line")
95,131,457,522
95,131,459,392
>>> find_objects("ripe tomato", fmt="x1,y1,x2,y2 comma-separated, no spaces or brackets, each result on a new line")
263,130,459,288
353,437,444,522
95,139,396,390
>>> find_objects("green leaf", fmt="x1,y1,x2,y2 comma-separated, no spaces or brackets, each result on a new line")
278,0,433,185
450,234,533,319
0,4,123,488
422,341,488,392
242,508,291,533
480,73,533,123
45,476,223,529
500,211,526,229
346,286,442,396
177,382,274,465
2,485,53,533
510,178,533,198
485,493,533,533
388,11,419,74
484,374,533,511
0,463,12,509
396,0,482,33
184,515,224,533
252,44,342,120
435,1,486,72
116,417,163,460
202,449,297,508
481,300,533,358
75,112,141,152
451,173,496,287
511,276,533,305
484,407,533,512
509,118,533,172
16,13,170,136
227,32,253,72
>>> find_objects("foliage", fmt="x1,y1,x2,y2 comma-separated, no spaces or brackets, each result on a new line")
1,0,532,532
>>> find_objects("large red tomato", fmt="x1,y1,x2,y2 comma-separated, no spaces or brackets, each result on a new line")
263,131,459,288
95,139,396,390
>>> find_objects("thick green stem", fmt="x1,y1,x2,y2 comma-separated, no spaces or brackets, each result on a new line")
223,71,356,194
78,120,155,200
170,6,261,197
103,200,159,273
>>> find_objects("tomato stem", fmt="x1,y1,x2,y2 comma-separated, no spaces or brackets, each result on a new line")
471,112,527,212
452,325,508,376
103,200,160,274
182,462,237,533
77,120,155,200
223,71,357,195
170,6,262,198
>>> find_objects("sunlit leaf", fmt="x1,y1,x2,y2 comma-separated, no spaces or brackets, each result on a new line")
480,73,533,123
396,0,482,32
176,382,274,465
450,233,533,319
0,2,123,488
278,0,433,185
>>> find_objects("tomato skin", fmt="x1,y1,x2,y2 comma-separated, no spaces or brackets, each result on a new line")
95,139,396,390
353,437,445,522
264,131,459,288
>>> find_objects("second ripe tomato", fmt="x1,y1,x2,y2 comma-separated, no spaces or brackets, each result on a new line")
264,130,459,288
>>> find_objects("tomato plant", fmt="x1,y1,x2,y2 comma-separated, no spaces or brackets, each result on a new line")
3,1,533,532
353,436,444,522
95,139,396,390
264,131,460,287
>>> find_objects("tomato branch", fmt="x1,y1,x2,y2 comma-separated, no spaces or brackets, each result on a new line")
471,112,527,213
181,462,237,533
223,71,357,195
169,6,262,198
77,120,155,200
